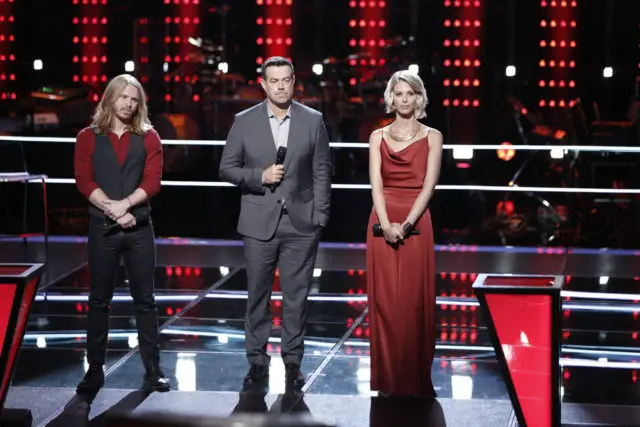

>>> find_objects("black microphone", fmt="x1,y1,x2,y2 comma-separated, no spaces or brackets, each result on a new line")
270,146,287,192
372,223,420,237
103,212,150,235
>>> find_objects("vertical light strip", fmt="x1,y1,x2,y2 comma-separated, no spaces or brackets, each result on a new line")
162,3,173,104
538,0,577,109
443,0,483,143
136,16,149,86
0,0,16,101
443,1,482,109
177,0,200,102
161,0,201,104
637,9,640,83
347,0,360,87
73,0,108,102
256,0,293,72
348,1,387,87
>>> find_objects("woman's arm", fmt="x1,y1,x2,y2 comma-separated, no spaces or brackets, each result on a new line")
403,128,443,227
369,129,391,229
369,129,405,243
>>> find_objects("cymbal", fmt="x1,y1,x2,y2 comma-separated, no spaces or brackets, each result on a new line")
320,52,372,65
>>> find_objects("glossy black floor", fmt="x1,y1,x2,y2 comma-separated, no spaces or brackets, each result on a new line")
3,238,640,426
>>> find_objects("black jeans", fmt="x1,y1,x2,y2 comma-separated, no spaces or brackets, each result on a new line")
86,216,160,373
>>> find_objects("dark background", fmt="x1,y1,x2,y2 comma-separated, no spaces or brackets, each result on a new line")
0,0,639,247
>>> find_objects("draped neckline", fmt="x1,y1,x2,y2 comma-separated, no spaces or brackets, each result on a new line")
382,135,428,155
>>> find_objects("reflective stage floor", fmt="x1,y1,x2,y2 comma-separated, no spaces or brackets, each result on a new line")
2,237,640,426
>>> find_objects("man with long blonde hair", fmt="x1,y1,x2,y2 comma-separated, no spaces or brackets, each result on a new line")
74,74,170,394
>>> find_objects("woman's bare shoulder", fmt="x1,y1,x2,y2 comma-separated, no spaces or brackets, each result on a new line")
369,127,387,144
424,126,443,147
424,126,442,138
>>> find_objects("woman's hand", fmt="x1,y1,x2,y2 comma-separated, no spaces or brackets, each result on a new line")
382,223,405,244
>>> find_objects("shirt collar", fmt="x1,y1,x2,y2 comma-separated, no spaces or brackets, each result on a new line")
267,103,292,120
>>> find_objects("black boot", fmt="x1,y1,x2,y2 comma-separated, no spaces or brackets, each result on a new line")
244,363,270,385
285,363,306,388
76,364,105,395
136,302,169,392
142,364,171,392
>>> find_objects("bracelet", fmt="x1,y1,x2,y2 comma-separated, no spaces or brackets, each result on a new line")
126,197,132,208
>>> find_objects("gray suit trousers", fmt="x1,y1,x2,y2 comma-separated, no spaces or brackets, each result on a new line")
243,211,321,366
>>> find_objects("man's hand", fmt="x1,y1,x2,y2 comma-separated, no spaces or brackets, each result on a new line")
116,213,137,228
105,199,131,220
262,164,284,185
99,199,112,212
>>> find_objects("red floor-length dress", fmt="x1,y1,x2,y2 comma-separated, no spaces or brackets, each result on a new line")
366,132,436,396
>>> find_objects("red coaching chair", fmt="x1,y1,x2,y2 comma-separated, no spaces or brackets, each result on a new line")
0,263,45,426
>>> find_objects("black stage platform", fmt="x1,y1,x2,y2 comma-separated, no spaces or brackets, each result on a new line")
2,236,640,426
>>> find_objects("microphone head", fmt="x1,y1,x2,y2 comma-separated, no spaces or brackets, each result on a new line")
275,146,287,164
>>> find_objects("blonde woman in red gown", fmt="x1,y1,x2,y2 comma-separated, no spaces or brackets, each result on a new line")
366,70,442,397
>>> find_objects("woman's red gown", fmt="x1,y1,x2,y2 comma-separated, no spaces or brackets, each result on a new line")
366,134,436,396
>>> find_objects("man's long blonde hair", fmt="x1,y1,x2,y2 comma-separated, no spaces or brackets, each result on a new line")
91,74,153,135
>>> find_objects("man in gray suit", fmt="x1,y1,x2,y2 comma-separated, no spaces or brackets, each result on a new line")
219,57,331,388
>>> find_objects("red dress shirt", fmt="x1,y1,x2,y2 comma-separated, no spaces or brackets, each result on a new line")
74,127,163,199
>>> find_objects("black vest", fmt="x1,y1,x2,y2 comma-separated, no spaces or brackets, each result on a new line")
88,130,151,219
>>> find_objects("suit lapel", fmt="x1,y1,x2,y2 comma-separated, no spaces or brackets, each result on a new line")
284,101,301,170
260,100,277,163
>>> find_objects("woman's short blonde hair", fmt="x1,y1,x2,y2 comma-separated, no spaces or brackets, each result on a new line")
383,69,429,119
91,74,153,135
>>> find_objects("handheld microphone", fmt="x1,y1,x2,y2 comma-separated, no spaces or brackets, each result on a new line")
270,146,287,192
275,146,287,165
103,212,150,235
372,223,420,237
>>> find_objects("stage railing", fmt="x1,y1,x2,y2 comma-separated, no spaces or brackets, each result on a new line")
4,135,640,194
2,135,639,152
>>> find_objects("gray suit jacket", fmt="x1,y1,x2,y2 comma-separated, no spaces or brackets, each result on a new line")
219,100,332,240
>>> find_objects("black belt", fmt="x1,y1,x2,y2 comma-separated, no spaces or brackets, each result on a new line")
281,207,289,215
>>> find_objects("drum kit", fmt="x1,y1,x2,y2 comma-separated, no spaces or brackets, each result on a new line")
169,20,416,107
160,12,418,177
161,15,418,143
